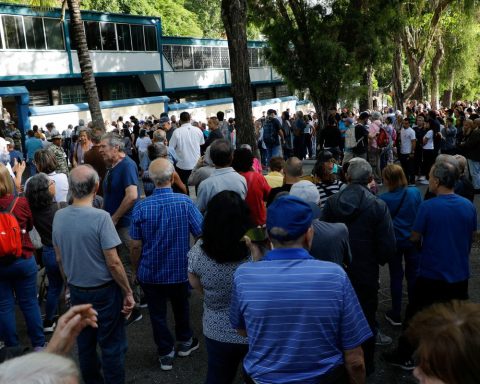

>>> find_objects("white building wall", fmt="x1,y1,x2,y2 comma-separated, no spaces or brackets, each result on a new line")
71,51,161,74
164,70,226,90
0,51,70,77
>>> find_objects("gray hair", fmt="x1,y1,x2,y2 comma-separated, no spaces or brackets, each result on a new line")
153,129,166,142
0,352,79,383
347,158,372,184
69,165,99,199
284,157,303,177
435,154,460,172
101,132,125,152
454,154,467,175
148,142,168,161
432,161,459,189
290,180,320,204
149,159,174,186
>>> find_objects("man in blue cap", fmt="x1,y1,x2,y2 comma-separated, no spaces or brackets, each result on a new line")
230,195,372,384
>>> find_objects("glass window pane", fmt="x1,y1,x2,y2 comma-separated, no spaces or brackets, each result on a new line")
212,47,221,68
131,25,145,51
116,24,131,51
249,48,258,67
172,45,183,70
182,46,193,69
2,15,26,49
100,22,116,51
203,46,212,69
162,44,172,65
44,18,64,50
24,17,45,50
84,21,101,50
193,46,203,69
144,26,157,51
220,47,230,68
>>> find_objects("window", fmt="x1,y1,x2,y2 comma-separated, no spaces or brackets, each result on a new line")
276,84,290,98
2,15,25,49
100,22,116,50
44,18,64,50
220,47,230,68
193,46,203,69
108,82,142,100
144,26,157,51
249,48,259,67
212,47,221,68
116,23,131,51
182,46,193,69
258,48,267,66
60,85,87,104
202,46,212,69
131,25,145,51
172,45,183,69
162,44,172,64
24,17,45,49
84,21,101,50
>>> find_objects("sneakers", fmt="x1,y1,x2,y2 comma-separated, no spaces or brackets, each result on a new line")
177,338,199,357
385,311,402,326
383,350,415,371
419,179,429,185
375,330,392,346
43,319,56,334
125,308,143,326
159,351,174,371
417,176,426,181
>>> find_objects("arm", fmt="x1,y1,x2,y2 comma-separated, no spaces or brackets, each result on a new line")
188,272,204,295
54,245,68,285
173,171,187,194
410,139,416,155
344,346,366,384
111,185,138,226
130,239,142,276
103,247,135,315
375,203,396,265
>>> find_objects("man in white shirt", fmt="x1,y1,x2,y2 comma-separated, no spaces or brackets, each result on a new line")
399,117,417,186
169,112,205,193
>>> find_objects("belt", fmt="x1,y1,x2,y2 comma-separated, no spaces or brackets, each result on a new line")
69,280,115,291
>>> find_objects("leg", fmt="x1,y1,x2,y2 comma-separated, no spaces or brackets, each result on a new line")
403,247,419,306
176,168,192,194
168,282,193,343
204,337,249,384
12,257,45,348
0,275,18,347
388,248,405,319
42,245,64,322
116,227,141,304
141,283,175,356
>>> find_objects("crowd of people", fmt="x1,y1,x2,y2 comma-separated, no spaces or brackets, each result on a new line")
0,100,479,384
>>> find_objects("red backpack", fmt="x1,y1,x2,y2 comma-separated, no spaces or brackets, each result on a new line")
377,127,390,148
0,198,23,261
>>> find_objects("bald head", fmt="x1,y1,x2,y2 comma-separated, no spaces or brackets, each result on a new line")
284,157,303,178
69,165,99,199
149,158,174,187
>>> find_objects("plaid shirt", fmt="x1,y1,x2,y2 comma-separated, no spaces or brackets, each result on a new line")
130,188,203,284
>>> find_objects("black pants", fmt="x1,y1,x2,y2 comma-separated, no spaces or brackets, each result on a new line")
293,135,305,159
176,167,192,195
397,277,468,359
304,133,313,158
351,283,377,375
399,153,415,184
422,149,436,179
205,337,248,384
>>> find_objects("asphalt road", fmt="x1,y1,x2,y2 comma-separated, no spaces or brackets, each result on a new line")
14,159,480,383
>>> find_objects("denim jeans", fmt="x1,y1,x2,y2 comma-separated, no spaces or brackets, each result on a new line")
0,257,44,348
204,337,248,384
388,246,419,318
69,282,127,384
265,145,282,165
42,245,64,322
27,160,37,177
140,282,192,356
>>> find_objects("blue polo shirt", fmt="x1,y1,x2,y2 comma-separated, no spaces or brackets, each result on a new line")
413,193,477,283
130,187,203,284
103,156,139,228
230,248,372,384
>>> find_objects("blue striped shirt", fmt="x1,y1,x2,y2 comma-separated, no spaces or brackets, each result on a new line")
230,248,372,383
130,188,203,284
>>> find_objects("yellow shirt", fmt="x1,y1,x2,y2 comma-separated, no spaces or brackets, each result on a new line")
265,171,284,188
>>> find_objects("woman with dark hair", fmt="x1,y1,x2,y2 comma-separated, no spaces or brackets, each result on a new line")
30,149,69,203
122,127,134,158
188,191,251,384
312,150,344,208
380,164,422,326
25,173,65,333
0,164,44,350
232,147,271,226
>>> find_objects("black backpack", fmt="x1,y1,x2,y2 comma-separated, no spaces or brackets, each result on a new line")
262,118,279,147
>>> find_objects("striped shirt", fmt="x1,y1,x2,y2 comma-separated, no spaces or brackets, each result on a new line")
316,179,344,208
230,248,372,383
130,187,203,284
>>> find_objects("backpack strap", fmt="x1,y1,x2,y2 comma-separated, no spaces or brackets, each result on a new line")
390,189,407,219
1,197,18,214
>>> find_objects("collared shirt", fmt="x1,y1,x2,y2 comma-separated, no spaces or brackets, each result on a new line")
169,123,205,170
230,248,372,384
196,167,247,212
264,171,284,188
130,187,203,284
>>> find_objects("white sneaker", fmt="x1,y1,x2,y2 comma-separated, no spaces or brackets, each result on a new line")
418,176,426,181
419,179,429,185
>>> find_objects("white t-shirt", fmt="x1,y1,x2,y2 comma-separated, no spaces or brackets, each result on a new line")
169,123,205,170
423,130,434,150
400,127,416,154
24,171,69,203
136,136,152,153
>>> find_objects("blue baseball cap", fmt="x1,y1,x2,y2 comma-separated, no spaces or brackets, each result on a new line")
267,195,314,241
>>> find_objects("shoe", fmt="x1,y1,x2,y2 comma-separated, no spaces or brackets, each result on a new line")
383,350,415,371
419,179,429,185
418,176,426,181
43,319,56,334
375,330,392,346
177,337,199,357
159,353,174,371
139,297,148,309
125,308,142,326
385,311,402,326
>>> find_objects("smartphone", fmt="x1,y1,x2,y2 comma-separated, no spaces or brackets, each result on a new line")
245,227,268,243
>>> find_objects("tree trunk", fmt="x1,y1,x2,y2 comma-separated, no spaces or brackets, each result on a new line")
221,0,255,149
67,0,105,131
367,65,374,111
430,36,444,110
442,69,454,108
392,33,404,112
